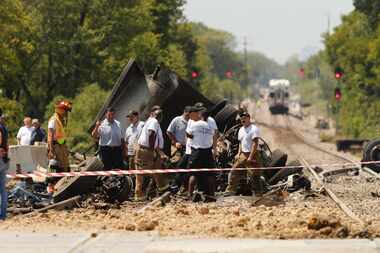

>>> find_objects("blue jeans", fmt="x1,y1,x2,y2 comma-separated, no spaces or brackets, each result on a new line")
0,171,7,220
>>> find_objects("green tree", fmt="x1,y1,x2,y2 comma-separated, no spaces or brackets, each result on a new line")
192,23,242,81
44,84,108,152
325,10,380,138
0,97,25,142
0,0,192,118
247,52,285,86
354,0,380,30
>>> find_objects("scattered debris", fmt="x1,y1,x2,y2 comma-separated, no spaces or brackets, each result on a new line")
307,215,341,230
315,118,329,130
138,192,171,213
26,196,82,216
321,167,359,179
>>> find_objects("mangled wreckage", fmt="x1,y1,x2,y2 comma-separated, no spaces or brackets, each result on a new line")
8,59,311,213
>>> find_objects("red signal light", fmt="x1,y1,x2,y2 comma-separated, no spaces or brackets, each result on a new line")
334,67,344,80
334,88,342,101
225,71,233,79
299,68,305,78
335,72,342,80
191,71,199,79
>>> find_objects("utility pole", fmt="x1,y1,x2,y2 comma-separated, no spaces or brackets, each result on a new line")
326,13,331,35
244,37,249,87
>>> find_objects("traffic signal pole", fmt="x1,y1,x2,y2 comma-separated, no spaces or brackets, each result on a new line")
244,37,249,87
334,68,344,135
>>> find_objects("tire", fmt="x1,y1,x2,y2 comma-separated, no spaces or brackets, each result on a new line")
363,139,380,173
101,175,133,203
263,149,288,180
268,160,302,185
53,157,104,202
214,105,239,131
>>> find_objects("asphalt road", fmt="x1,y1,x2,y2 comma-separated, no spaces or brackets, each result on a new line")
1,231,380,253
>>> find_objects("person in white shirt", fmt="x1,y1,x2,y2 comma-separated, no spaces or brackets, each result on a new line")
224,111,261,196
194,102,219,150
92,107,125,170
167,106,190,150
134,105,169,201
16,117,34,145
167,106,192,192
124,110,144,169
187,105,218,201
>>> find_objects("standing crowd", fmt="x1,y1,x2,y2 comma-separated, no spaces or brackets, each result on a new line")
0,100,72,220
92,102,262,202
0,99,262,220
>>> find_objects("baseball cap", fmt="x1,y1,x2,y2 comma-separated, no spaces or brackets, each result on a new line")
189,106,204,113
150,105,162,112
194,102,205,108
239,111,250,118
126,110,138,118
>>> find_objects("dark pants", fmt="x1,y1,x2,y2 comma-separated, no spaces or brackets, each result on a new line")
174,154,190,187
0,171,7,220
188,147,216,196
99,146,124,170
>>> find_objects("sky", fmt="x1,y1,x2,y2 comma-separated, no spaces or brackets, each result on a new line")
184,0,354,64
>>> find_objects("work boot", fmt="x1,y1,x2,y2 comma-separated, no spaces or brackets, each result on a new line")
157,185,173,196
133,195,147,202
203,194,217,203
177,186,188,197
191,191,204,202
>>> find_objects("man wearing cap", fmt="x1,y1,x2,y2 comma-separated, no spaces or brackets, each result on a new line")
134,105,169,201
224,112,261,196
194,102,219,150
16,117,34,145
167,106,190,189
48,101,72,173
30,119,47,145
186,105,218,201
92,108,125,170
124,110,144,169
167,106,190,152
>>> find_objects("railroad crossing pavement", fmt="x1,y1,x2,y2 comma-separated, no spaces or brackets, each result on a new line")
1,231,380,253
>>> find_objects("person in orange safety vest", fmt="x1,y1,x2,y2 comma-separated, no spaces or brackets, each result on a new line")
47,100,72,174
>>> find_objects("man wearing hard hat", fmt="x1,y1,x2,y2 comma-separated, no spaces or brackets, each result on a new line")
47,100,72,174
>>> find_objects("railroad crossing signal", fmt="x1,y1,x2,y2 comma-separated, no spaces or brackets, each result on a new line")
225,71,233,79
191,71,199,79
335,87,342,101
334,67,344,80
299,68,305,78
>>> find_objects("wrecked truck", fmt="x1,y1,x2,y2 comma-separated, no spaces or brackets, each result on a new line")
52,59,309,203
53,59,240,202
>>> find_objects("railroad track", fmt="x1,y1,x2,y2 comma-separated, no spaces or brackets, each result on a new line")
280,115,380,226
283,115,379,178
255,111,380,227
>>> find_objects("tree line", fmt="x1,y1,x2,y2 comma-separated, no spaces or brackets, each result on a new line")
0,0,282,150
291,0,380,139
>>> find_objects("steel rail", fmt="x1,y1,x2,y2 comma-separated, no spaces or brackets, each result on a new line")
300,158,365,226
283,116,380,180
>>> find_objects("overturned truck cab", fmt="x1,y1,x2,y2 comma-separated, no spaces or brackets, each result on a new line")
53,59,239,202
